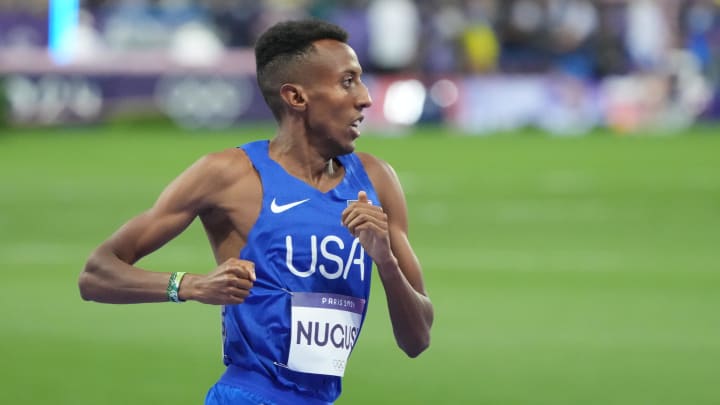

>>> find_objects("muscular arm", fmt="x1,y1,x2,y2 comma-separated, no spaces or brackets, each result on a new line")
79,150,255,305
343,155,434,357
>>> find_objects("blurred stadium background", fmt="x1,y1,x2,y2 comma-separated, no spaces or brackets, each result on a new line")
1,1,719,404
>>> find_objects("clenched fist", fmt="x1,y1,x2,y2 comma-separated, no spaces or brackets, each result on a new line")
179,258,256,305
342,190,392,264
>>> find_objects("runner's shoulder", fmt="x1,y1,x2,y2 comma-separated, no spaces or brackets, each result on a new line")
193,147,254,182
354,151,397,182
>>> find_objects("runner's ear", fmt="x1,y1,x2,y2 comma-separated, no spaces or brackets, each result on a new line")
280,83,306,112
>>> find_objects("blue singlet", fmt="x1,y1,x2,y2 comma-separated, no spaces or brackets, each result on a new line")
212,140,377,404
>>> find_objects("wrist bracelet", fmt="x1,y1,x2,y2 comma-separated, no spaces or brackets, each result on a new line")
167,271,187,303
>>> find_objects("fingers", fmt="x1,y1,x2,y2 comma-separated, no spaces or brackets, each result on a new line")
227,286,252,303
191,258,257,305
223,258,256,282
342,206,388,238
221,259,255,302
342,192,378,223
344,211,387,235
342,192,385,233
225,276,253,291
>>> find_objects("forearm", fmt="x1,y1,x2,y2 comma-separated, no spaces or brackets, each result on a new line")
376,257,434,358
79,251,177,304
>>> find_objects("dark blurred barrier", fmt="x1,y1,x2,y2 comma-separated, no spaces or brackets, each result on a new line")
0,53,714,135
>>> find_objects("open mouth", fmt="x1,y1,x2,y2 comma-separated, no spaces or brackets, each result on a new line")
350,116,364,128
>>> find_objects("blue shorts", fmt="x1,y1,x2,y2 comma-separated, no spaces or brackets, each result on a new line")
205,382,278,405
210,365,335,405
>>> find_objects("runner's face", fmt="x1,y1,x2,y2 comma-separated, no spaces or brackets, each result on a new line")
301,40,372,155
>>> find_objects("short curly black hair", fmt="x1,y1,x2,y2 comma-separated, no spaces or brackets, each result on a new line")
254,19,348,121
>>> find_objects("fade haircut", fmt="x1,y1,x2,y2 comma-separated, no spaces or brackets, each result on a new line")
255,19,349,121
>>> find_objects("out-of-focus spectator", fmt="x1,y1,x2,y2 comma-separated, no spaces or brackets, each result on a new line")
169,21,225,67
680,0,720,86
367,0,420,72
250,0,310,44
416,0,465,74
204,0,263,48
460,0,500,73
496,0,549,73
592,2,630,78
624,0,671,72
316,0,371,67
546,0,598,79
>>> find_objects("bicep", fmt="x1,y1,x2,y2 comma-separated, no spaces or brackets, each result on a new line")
106,203,196,264
102,156,218,263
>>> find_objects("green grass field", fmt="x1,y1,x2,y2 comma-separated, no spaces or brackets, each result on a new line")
1,123,719,404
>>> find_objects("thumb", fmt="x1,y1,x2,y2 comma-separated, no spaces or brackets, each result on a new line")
358,190,369,204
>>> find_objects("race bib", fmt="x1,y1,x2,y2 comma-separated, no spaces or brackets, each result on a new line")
287,292,366,376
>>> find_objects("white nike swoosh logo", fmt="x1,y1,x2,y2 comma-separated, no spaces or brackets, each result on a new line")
270,198,310,214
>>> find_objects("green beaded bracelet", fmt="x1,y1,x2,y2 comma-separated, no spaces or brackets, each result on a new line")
167,271,187,303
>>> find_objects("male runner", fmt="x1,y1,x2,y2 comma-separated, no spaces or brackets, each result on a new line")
79,19,433,404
